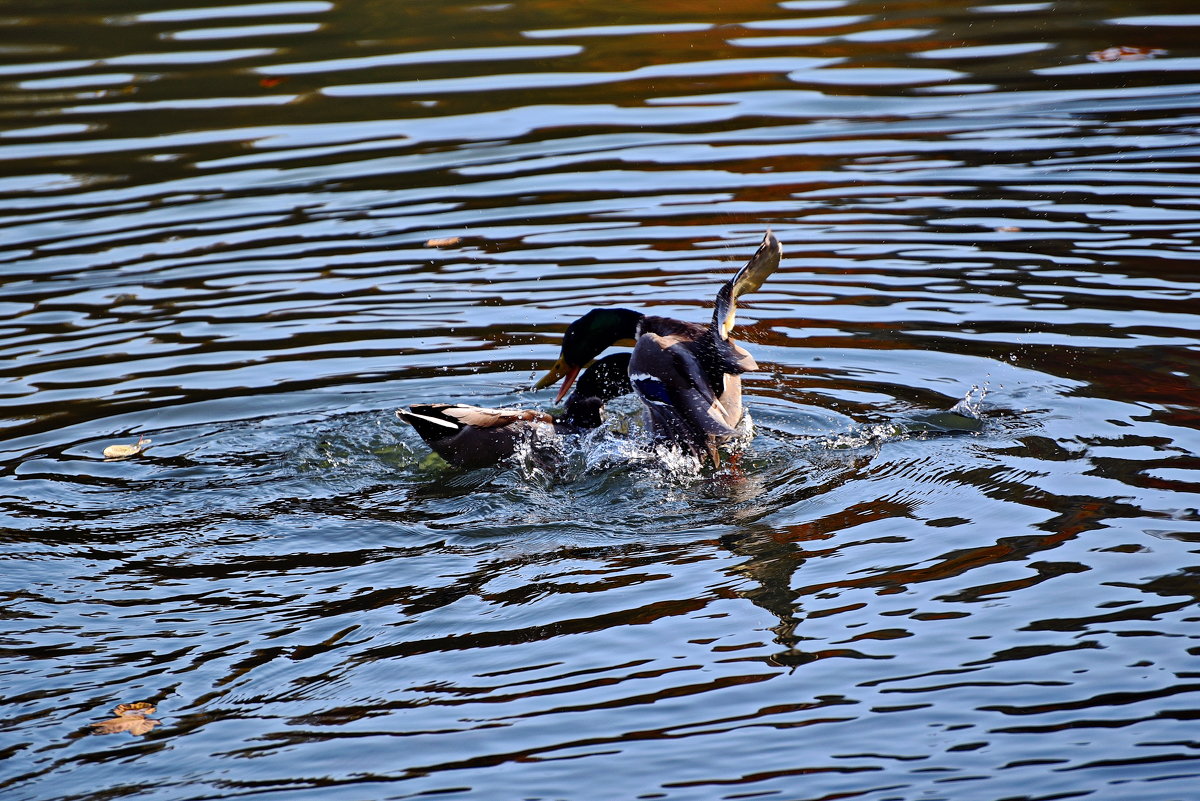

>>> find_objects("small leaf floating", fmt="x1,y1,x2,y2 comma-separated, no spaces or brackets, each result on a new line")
103,436,150,460
91,702,160,736
425,236,462,247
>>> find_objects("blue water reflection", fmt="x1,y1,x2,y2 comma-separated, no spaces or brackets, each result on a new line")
1,0,1199,800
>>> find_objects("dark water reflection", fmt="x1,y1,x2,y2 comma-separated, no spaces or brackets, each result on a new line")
3,0,1200,799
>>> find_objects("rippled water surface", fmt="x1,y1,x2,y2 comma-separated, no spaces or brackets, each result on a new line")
3,1,1200,799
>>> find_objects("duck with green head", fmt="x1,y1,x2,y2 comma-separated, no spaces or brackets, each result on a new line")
535,231,782,462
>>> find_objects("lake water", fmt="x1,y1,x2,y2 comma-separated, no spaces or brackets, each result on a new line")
2,1,1199,799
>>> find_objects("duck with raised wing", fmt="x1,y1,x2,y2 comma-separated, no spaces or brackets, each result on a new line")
397,353,632,469
534,231,782,461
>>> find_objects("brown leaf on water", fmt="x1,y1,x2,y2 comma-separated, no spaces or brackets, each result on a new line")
425,236,462,247
114,702,155,715
103,435,151,460
91,702,160,736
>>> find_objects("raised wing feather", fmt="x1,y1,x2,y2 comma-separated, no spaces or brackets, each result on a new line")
713,230,782,340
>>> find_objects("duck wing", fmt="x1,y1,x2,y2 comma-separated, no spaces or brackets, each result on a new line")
396,404,553,469
440,404,552,428
640,314,756,381
630,333,742,444
398,403,551,432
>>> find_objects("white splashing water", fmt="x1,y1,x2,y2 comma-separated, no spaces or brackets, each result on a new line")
949,383,989,420
815,423,901,452
506,399,760,486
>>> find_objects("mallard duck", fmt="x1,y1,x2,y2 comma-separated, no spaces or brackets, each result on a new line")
397,353,632,469
534,231,782,461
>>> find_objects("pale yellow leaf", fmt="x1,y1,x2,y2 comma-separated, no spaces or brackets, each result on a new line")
103,436,150,459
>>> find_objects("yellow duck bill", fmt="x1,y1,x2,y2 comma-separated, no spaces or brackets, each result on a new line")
534,358,582,404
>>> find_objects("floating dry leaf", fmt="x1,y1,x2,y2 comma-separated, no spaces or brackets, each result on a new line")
103,436,150,460
91,702,160,736
425,236,462,247
995,226,1022,232
114,702,154,715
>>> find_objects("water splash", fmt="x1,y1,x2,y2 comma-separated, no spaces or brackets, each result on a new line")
499,402,757,489
948,382,989,420
810,422,901,452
